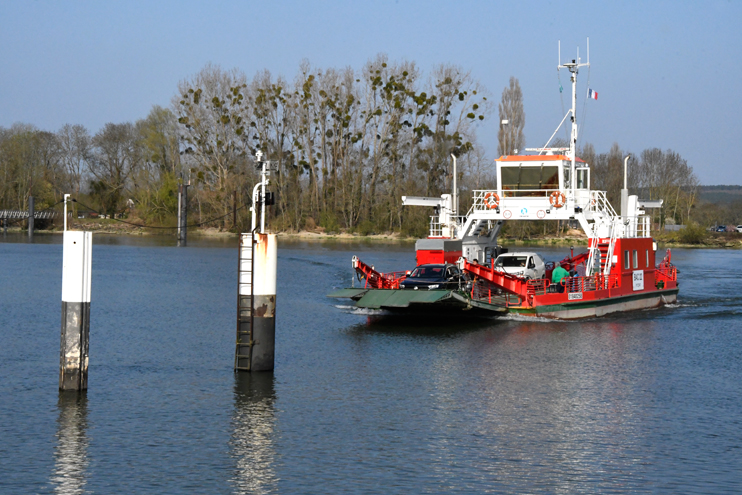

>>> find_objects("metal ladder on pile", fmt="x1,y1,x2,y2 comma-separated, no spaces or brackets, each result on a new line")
235,233,254,371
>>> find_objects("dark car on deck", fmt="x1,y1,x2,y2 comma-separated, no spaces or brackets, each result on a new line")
398,263,465,291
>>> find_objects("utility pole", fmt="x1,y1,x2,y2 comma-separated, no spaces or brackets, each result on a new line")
177,178,189,246
233,190,238,231
28,195,34,240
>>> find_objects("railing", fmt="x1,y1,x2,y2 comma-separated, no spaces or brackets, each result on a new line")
525,273,620,297
566,274,619,292
526,279,550,298
472,189,556,210
499,187,559,198
624,215,652,238
470,279,520,307
603,219,619,277
429,216,442,237
0,210,59,219
353,256,408,289
655,265,677,284
428,215,466,238
588,190,618,217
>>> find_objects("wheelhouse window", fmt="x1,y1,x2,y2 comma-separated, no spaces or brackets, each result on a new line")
633,250,638,269
500,165,560,197
576,168,589,189
624,250,630,270
646,250,649,268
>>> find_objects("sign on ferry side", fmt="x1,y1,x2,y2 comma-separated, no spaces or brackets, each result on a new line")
633,270,644,291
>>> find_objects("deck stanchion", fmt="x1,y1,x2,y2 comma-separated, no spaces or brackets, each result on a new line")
59,230,92,391
28,196,34,240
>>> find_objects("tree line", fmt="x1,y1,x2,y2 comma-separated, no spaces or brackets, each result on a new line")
1,56,722,238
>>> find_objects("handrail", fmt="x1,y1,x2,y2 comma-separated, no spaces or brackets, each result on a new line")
470,279,518,307
655,265,677,283
588,190,618,217
352,256,407,289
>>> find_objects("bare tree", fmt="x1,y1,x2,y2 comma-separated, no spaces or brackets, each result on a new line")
638,148,697,226
90,122,140,216
58,124,91,201
497,77,525,156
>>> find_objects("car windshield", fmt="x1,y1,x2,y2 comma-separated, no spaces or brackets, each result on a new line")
495,256,528,268
409,265,445,278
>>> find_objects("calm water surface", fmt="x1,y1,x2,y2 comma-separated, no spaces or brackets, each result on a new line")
1,233,741,494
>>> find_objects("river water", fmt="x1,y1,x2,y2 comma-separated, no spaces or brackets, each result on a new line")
1,234,741,494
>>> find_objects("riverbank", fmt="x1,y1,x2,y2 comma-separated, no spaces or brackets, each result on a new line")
7,219,742,248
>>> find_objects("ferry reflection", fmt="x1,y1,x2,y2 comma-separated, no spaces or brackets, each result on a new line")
469,319,651,489
51,392,89,495
230,373,278,494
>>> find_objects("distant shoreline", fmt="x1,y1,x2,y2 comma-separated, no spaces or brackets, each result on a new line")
4,222,741,249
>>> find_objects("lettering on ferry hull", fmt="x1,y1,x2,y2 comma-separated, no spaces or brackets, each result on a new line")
633,270,644,291
568,292,583,300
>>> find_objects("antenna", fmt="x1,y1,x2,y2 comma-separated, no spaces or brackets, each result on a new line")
556,38,591,197
558,40,561,68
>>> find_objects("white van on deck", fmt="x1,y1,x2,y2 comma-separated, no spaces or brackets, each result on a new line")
492,252,546,280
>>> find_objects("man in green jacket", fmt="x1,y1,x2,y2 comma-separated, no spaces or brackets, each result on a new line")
552,264,570,293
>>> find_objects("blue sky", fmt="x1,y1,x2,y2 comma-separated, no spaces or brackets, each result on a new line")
1,0,740,185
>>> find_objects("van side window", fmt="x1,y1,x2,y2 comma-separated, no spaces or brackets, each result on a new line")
528,257,535,269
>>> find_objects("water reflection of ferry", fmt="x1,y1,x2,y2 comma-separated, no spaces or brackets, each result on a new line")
330,45,678,319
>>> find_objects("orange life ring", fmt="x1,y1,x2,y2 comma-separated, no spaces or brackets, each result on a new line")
549,191,566,208
484,191,500,209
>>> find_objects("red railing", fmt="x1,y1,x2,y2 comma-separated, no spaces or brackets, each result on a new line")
563,273,619,293
352,256,407,289
655,265,677,284
526,279,550,297
470,279,520,307
463,260,527,296
525,273,620,298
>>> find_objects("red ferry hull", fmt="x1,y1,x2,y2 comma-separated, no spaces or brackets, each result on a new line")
507,288,678,319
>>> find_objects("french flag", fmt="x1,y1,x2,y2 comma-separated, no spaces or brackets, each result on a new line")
588,88,598,100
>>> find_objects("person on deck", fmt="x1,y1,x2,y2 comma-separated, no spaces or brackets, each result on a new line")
552,264,570,293
575,263,586,278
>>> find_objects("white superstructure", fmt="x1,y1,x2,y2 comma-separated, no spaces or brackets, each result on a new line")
404,41,661,277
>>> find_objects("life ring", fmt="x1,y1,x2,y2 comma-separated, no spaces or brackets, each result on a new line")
549,191,566,208
484,191,500,209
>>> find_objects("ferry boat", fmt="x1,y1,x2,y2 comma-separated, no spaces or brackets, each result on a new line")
329,45,679,319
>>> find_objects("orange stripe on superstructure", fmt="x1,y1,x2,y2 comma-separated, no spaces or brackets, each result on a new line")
496,155,586,163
